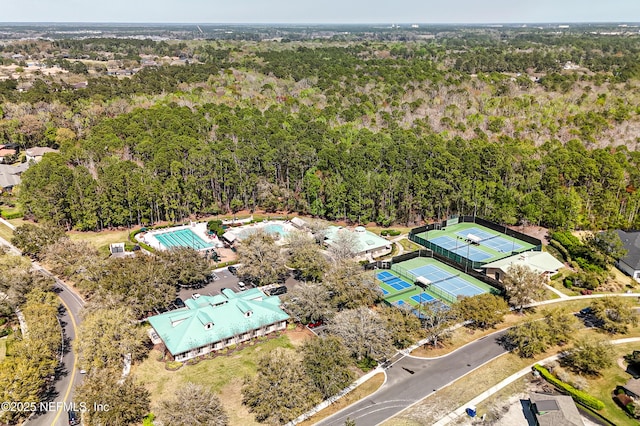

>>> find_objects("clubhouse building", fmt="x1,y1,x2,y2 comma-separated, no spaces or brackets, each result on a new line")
148,288,289,362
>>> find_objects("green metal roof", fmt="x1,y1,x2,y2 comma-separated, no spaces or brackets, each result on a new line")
148,288,289,356
482,251,564,274
325,226,390,253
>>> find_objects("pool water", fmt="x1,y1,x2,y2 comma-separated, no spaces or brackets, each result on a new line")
155,228,213,250
263,223,288,238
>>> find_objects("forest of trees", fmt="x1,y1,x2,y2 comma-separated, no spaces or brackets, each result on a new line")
1,29,639,232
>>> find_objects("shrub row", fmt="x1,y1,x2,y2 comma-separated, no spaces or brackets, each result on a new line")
381,229,401,236
533,364,605,410
549,239,571,262
0,211,23,220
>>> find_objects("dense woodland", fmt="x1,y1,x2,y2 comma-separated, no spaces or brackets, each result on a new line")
2,27,640,230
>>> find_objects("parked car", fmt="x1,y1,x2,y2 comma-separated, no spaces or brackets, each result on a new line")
192,293,201,299
228,265,238,275
307,320,324,329
238,281,246,290
174,297,185,308
265,285,287,296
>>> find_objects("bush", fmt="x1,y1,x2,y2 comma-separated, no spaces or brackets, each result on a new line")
549,239,571,262
165,361,183,371
533,364,605,410
550,272,562,281
1,211,23,220
564,278,573,289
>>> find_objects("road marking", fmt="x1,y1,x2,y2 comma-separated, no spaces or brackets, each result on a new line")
50,294,79,426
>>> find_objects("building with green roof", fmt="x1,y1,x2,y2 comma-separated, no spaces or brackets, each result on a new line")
324,226,391,258
482,251,564,282
148,288,289,362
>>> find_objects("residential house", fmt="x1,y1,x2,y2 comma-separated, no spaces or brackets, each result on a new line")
482,251,564,282
0,145,17,163
529,392,585,426
25,147,57,163
0,163,29,193
623,378,640,399
615,230,640,282
148,288,289,362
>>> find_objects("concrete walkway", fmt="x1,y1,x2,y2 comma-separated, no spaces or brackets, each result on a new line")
434,337,640,425
545,283,570,299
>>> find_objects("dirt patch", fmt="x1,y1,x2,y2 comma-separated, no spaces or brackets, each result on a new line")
507,225,549,242
285,326,315,347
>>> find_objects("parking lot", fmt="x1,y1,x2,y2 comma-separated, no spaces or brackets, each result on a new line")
175,267,300,306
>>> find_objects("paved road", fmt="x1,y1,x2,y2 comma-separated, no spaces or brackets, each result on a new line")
316,329,510,426
27,265,85,426
0,234,85,426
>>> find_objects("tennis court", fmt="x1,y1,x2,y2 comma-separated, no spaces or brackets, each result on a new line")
456,226,524,252
155,228,214,251
409,263,485,299
376,271,412,291
426,236,492,261
411,292,435,304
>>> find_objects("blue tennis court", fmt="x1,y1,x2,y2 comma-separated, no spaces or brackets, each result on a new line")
377,272,412,292
428,236,492,261
395,300,407,307
155,228,214,250
456,227,524,252
456,227,495,240
380,287,389,295
411,292,435,304
432,276,485,297
377,271,396,281
409,264,455,282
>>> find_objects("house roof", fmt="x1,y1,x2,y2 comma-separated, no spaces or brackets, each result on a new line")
482,251,564,274
147,288,289,356
291,217,307,228
624,378,640,397
25,147,57,158
0,163,29,189
530,393,585,426
0,148,16,157
324,226,390,254
616,230,640,270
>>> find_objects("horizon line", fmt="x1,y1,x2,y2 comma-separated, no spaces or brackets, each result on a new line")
1,21,639,25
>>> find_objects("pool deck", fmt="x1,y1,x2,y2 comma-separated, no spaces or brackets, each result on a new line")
223,220,298,244
140,222,221,251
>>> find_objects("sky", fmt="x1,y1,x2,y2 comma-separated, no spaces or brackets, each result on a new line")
2,0,639,24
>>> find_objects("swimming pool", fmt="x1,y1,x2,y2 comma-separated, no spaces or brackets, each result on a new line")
263,223,288,238
154,228,214,251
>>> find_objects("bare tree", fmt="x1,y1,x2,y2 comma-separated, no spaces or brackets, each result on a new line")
282,282,334,324
327,307,393,361
323,260,380,310
502,264,545,312
236,229,288,286
156,383,228,426
328,229,360,261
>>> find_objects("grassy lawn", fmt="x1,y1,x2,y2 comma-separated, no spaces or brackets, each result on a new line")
398,238,421,252
298,373,385,426
0,337,6,362
68,229,132,254
133,335,298,424
583,343,639,426
0,222,13,242
411,300,594,358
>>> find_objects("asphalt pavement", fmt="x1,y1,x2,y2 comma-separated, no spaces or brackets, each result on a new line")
27,265,85,426
315,329,510,426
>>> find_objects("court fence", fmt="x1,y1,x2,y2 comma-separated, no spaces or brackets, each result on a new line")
408,216,541,269
426,283,458,304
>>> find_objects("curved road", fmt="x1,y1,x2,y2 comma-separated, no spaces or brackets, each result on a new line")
316,329,510,426
316,293,640,426
0,236,85,426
